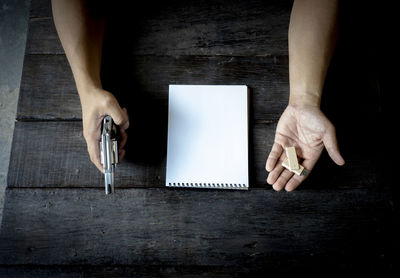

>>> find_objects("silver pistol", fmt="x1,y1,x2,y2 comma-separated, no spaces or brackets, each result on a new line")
100,115,118,194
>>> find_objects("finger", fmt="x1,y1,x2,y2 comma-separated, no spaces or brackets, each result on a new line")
121,108,130,130
87,138,104,174
266,152,286,185
323,127,345,166
266,143,283,172
118,148,126,163
272,169,294,191
107,103,130,130
284,175,304,192
119,129,128,149
83,124,104,173
284,156,319,192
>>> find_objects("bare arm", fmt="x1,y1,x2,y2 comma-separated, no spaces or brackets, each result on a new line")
266,0,344,191
289,0,338,107
52,0,129,173
52,0,105,93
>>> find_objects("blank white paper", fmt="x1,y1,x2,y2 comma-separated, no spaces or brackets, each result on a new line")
166,85,249,190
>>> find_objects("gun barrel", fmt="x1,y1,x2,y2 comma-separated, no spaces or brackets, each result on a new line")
104,172,114,194
100,116,118,194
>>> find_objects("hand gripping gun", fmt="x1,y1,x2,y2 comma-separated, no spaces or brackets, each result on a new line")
100,116,118,194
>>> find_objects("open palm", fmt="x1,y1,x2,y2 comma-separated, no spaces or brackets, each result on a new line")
266,105,345,191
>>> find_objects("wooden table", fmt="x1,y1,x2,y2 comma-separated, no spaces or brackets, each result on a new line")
0,0,397,276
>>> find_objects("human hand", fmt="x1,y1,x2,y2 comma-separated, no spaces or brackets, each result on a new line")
265,104,345,191
80,88,129,173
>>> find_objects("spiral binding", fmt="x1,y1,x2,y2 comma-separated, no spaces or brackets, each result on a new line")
167,182,248,189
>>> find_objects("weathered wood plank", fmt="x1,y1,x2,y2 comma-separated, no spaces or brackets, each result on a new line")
17,54,289,121
21,0,382,124
0,266,287,278
0,266,283,278
6,121,270,188
0,266,248,278
7,121,164,188
0,263,395,278
17,55,81,120
18,33,382,125
25,18,63,55
26,0,291,56
29,0,51,18
5,0,392,275
0,188,395,268
7,121,379,189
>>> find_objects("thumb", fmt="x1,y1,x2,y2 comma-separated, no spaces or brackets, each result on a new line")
323,126,345,166
107,102,129,130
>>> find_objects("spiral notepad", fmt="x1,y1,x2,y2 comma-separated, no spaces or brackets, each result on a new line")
166,85,249,190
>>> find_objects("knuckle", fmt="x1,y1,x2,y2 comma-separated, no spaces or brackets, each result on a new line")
102,94,115,107
123,112,129,121
327,124,336,133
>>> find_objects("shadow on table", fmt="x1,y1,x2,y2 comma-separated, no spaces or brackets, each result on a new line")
99,0,391,190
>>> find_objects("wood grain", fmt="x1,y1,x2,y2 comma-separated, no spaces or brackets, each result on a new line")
17,55,81,120
17,54,289,121
7,121,379,189
29,0,52,18
0,187,395,268
1,0,393,274
26,0,291,56
0,263,395,278
6,121,273,188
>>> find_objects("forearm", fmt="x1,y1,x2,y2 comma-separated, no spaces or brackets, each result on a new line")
52,0,105,96
288,0,338,107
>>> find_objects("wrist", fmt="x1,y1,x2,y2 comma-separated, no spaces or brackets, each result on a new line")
289,89,321,108
77,82,102,95
71,69,103,97
78,85,107,106
76,80,104,96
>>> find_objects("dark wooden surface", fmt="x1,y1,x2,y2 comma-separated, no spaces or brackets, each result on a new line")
17,54,289,121
1,0,397,276
25,0,291,56
0,188,395,269
6,121,378,189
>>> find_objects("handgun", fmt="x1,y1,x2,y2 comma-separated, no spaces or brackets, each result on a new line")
100,115,119,194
